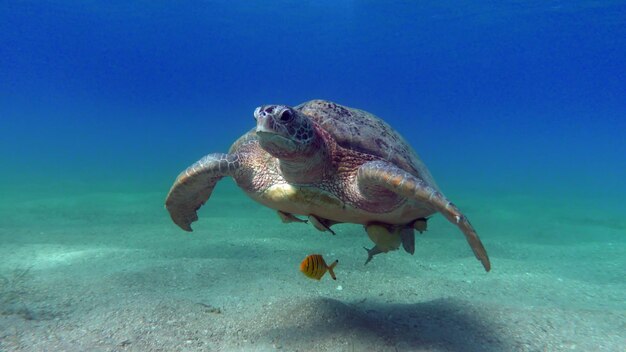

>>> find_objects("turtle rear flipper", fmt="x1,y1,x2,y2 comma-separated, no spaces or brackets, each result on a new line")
357,160,491,272
400,227,415,255
165,153,240,231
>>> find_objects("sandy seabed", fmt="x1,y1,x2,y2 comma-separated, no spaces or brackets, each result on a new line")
1,183,624,351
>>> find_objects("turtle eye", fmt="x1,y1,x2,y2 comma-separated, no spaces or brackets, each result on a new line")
279,109,294,122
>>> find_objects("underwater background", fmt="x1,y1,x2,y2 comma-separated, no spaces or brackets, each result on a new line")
1,1,625,351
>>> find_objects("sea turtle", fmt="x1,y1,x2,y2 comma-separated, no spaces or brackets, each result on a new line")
165,100,491,271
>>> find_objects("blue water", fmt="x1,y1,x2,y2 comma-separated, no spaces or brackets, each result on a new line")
2,1,625,198
1,2,625,351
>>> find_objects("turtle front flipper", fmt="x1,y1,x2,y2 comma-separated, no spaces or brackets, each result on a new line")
357,160,491,272
165,153,240,231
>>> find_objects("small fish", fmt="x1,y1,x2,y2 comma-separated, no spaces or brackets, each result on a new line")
300,254,338,280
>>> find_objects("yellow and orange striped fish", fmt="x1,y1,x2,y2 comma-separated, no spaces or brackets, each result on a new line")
299,254,338,280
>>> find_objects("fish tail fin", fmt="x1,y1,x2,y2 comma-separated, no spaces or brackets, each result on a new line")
327,260,338,280
363,246,376,265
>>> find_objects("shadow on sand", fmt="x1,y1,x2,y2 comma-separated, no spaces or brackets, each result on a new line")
253,297,512,352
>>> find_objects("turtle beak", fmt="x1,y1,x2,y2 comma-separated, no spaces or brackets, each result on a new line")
255,122,273,134
254,106,282,135
254,106,299,155
254,106,271,133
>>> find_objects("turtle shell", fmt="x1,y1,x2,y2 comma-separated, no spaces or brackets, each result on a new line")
296,100,439,189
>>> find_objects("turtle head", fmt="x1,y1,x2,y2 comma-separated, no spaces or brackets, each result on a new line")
254,105,316,159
